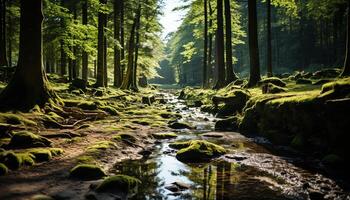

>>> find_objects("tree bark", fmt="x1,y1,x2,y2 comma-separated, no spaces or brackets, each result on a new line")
114,0,122,87
341,1,350,77
133,3,141,91
82,0,89,81
120,0,125,79
224,0,238,84
95,0,107,87
103,19,108,87
203,0,208,88
247,0,261,87
0,0,56,111
72,4,78,79
0,0,8,66
213,0,225,89
266,0,273,77
208,1,213,85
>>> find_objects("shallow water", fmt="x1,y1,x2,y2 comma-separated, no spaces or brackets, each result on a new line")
111,91,350,200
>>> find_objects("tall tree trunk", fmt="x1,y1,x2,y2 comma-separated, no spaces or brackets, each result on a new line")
60,40,66,76
82,0,89,81
120,0,125,80
213,0,225,89
114,0,122,87
203,0,208,88
224,0,238,84
7,11,12,67
341,1,350,76
247,0,261,87
0,0,8,66
95,0,107,87
133,4,141,91
103,20,108,87
266,0,273,77
0,0,56,111
72,4,78,79
208,1,213,85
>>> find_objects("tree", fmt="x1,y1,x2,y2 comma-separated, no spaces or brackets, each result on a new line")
203,0,208,88
341,1,350,77
0,0,56,111
114,0,122,87
95,0,107,87
0,0,8,67
82,0,89,81
266,0,273,77
224,0,238,83
214,0,226,89
247,0,261,87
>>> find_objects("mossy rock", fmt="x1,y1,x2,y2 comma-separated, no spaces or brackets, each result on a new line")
296,78,312,84
212,90,251,116
113,133,137,143
259,77,287,87
215,116,240,131
0,163,8,175
313,79,333,85
70,164,106,180
30,194,55,200
50,148,64,156
170,140,226,162
152,132,177,139
8,131,52,149
78,101,98,110
0,151,21,170
168,122,192,129
312,68,341,79
320,78,350,99
262,83,287,94
96,175,141,193
0,113,37,126
88,141,117,152
17,152,36,166
28,149,52,162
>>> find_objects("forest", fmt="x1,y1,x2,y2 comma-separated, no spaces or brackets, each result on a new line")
0,0,350,199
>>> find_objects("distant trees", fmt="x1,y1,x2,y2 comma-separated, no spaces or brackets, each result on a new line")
0,0,56,111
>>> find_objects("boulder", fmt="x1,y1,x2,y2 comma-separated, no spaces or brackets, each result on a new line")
169,140,226,162
168,122,192,129
212,90,250,116
0,151,21,170
152,132,177,139
8,131,52,149
70,164,106,180
312,68,341,79
95,175,141,193
215,116,240,131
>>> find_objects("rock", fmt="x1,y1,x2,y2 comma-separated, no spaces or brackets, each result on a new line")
70,78,88,91
70,164,106,180
0,163,8,175
93,89,105,97
313,79,333,85
296,78,312,84
0,151,21,170
29,149,52,162
95,175,141,193
169,140,226,162
113,133,137,143
168,122,192,129
178,90,186,99
262,83,287,94
308,189,325,200
165,185,180,192
215,116,240,131
259,77,287,87
172,181,190,190
8,131,52,149
194,100,203,107
201,132,224,138
312,68,341,79
30,194,55,200
212,90,250,116
152,132,177,139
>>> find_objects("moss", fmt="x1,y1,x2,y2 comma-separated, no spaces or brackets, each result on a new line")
169,140,226,162
113,133,137,143
132,119,150,126
320,78,350,99
77,155,96,164
64,100,98,110
0,151,21,170
50,148,64,156
262,83,287,94
152,132,177,139
215,116,241,131
0,163,8,175
30,194,55,200
16,152,36,166
0,113,37,126
87,141,117,152
99,105,119,115
28,149,52,162
259,77,287,87
70,164,106,180
8,131,52,149
96,175,141,193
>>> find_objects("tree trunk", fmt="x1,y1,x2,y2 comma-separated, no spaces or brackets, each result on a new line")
213,0,225,89
266,0,273,77
132,3,141,91
247,0,261,87
342,2,350,76
114,0,122,87
0,0,8,66
224,0,238,84
208,1,213,85
82,0,89,81
72,4,78,79
120,0,125,79
0,0,56,111
7,11,12,67
60,40,66,76
95,0,107,87
103,21,108,87
203,0,208,88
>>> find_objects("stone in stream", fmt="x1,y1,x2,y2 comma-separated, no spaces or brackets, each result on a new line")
201,132,224,138
169,140,226,162
215,116,240,131
95,175,141,194
152,132,177,139
168,122,192,130
69,164,106,180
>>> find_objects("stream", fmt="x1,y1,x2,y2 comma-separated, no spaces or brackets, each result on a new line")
111,90,349,200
